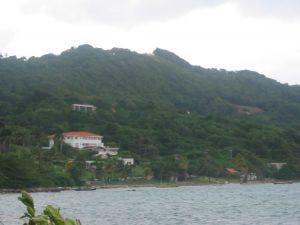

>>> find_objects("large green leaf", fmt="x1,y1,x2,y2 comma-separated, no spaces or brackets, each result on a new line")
65,218,81,225
18,191,34,209
18,191,35,218
44,205,65,225
31,215,49,225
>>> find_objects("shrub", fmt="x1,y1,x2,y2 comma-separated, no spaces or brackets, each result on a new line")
18,191,81,225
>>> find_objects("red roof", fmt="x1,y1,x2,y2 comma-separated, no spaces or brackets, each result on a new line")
226,168,238,174
48,131,102,139
63,131,101,137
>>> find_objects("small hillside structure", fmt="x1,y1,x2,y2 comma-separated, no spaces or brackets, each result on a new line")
120,158,134,165
226,168,238,174
268,162,287,170
96,146,119,157
72,104,96,112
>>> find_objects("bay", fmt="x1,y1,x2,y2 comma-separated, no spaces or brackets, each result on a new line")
1,183,300,225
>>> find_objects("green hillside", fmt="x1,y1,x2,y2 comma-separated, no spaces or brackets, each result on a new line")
0,44,300,187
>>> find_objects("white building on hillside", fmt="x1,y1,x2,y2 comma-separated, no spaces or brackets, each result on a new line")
48,131,104,149
120,158,134,165
96,147,119,157
72,104,96,112
268,162,287,170
47,131,119,156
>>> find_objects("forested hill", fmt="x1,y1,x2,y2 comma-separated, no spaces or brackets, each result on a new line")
1,44,300,181
1,44,300,124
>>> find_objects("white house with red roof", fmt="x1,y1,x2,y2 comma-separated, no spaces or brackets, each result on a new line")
49,131,104,149
46,131,119,156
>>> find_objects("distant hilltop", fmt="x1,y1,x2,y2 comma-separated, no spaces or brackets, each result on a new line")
0,44,297,123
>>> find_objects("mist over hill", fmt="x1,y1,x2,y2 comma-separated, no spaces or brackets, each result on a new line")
1,44,300,184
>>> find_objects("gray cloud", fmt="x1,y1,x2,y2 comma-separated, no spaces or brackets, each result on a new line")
20,0,224,26
19,0,300,30
237,0,300,20
21,0,300,26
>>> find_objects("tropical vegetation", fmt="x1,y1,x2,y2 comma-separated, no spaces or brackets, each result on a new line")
1,45,300,188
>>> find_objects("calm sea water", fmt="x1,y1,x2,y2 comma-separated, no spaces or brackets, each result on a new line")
1,183,300,225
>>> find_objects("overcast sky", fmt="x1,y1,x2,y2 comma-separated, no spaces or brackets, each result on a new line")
1,0,300,84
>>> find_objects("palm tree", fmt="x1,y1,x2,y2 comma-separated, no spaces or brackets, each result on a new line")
54,131,64,155
0,122,12,153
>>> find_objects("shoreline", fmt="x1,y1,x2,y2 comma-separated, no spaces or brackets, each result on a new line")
1,179,297,193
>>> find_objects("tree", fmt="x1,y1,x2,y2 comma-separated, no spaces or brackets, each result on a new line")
54,132,64,154
98,156,119,183
177,156,189,180
0,150,42,188
117,161,132,181
234,153,248,183
0,122,12,152
274,165,296,180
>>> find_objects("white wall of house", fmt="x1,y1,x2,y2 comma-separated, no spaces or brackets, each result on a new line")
47,132,121,157
48,132,104,149
49,139,55,148
268,162,287,170
121,158,134,165
96,147,119,156
63,135,104,149
72,104,96,112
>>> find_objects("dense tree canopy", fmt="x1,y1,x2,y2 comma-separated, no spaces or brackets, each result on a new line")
1,45,300,187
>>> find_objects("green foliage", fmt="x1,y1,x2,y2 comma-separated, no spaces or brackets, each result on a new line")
0,149,80,188
19,191,81,225
0,122,12,152
274,165,296,180
0,150,42,188
1,45,300,186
